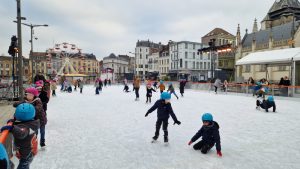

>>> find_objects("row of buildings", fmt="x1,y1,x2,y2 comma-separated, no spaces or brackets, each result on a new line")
1,0,300,86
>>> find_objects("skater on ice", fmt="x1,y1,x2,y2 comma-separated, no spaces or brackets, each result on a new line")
167,82,179,99
179,79,187,97
133,76,141,101
188,113,222,157
1,103,40,169
145,92,181,143
158,80,165,93
256,95,276,112
146,83,156,103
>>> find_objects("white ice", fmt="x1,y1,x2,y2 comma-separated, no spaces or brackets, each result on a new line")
14,85,300,169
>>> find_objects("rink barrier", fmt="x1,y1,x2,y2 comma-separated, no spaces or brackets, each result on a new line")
58,80,300,97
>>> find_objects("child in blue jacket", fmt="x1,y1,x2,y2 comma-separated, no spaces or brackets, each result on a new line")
145,92,181,143
188,113,222,157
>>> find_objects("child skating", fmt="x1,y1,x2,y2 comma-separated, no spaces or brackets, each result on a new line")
256,95,276,112
146,83,156,103
158,80,165,93
167,82,179,99
188,113,222,157
145,92,181,144
1,103,40,169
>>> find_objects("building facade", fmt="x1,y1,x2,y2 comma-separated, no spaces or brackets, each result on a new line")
169,41,209,81
235,0,300,83
0,55,30,81
102,53,133,82
135,40,161,79
201,28,236,81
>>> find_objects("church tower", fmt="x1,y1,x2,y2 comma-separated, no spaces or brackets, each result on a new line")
261,0,300,30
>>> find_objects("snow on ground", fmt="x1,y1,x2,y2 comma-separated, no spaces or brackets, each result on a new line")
17,85,300,169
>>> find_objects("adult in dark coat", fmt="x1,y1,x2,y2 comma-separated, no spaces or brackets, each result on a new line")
179,80,187,97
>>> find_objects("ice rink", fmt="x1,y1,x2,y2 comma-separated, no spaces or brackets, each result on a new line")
20,85,300,169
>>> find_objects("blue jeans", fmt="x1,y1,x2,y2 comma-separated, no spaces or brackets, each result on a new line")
37,126,45,143
17,153,33,169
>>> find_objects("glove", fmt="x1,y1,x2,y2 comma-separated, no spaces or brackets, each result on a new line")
0,125,13,132
145,113,149,117
173,120,181,125
188,141,193,146
217,151,222,157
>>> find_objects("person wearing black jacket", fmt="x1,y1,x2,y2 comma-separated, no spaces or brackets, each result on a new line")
146,84,156,103
256,96,276,112
188,113,222,157
179,80,186,97
145,92,181,143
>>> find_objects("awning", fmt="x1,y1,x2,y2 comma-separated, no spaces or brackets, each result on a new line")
236,47,300,65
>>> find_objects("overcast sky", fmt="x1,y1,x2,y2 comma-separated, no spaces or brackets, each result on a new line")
0,0,275,60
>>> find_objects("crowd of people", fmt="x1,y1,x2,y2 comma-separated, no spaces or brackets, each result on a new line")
0,73,282,168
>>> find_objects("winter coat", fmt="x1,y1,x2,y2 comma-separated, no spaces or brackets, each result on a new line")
214,79,222,88
12,119,40,159
146,87,156,97
146,99,179,121
133,78,141,88
39,90,49,112
191,121,221,151
158,84,165,91
179,81,186,93
167,85,175,93
259,100,276,112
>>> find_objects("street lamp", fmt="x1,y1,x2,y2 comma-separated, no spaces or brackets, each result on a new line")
14,21,48,82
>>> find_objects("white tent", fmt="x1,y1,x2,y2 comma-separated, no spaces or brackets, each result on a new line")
235,47,300,96
236,47,300,65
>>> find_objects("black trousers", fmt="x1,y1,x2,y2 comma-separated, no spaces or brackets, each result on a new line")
52,90,56,96
134,87,140,98
193,140,214,154
146,96,151,103
154,119,168,138
80,88,83,93
214,86,218,93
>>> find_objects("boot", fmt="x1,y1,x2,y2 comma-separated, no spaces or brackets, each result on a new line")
164,136,168,143
40,139,46,147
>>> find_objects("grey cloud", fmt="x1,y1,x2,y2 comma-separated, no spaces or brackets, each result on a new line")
0,0,275,59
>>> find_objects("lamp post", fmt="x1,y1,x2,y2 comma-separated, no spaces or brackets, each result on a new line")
14,21,48,82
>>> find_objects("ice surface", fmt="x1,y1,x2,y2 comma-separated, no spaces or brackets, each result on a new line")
14,85,300,169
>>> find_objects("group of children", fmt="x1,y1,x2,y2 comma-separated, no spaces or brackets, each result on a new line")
145,91,222,157
1,80,51,168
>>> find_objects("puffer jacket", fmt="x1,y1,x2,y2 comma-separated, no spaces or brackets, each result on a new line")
190,121,221,151
12,119,40,159
28,98,47,126
146,99,178,121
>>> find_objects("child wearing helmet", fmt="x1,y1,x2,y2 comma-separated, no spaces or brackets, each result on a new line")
146,84,156,103
167,82,179,99
145,92,181,143
158,80,165,93
13,87,47,147
188,113,222,157
1,103,40,169
256,95,276,112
